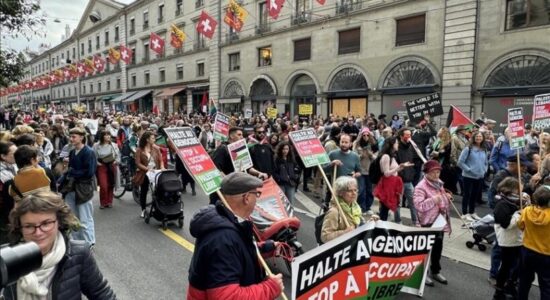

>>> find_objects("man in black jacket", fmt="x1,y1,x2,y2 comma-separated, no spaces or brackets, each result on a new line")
396,128,418,225
249,124,274,176
411,116,436,184
187,172,283,299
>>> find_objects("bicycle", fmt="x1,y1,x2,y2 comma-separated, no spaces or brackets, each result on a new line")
114,155,134,199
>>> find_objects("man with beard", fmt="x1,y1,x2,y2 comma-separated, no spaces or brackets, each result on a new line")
249,124,274,177
396,128,419,225
323,134,361,208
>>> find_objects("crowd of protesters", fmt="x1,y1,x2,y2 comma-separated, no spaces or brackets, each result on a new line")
1,106,549,300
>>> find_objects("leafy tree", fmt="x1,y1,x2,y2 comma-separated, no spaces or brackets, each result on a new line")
0,0,45,87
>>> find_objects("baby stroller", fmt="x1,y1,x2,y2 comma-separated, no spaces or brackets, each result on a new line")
144,170,184,230
465,214,496,252
250,178,303,274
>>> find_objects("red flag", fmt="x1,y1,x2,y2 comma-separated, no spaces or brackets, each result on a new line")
316,0,326,4
267,0,285,20
48,72,57,84
149,32,165,55
119,45,133,64
76,62,86,77
446,105,475,133
196,11,217,39
39,76,49,88
93,55,106,72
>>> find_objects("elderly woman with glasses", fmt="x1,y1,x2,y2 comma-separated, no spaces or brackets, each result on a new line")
3,191,116,300
321,176,378,243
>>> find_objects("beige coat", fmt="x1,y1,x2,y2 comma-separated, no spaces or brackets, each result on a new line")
321,198,364,243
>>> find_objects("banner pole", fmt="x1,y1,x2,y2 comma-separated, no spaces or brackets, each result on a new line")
215,190,289,300
517,152,523,210
318,165,351,228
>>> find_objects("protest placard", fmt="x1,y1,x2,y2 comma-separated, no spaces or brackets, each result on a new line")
165,127,222,194
299,104,313,115
213,113,230,142
289,128,330,168
405,93,443,122
267,107,278,119
508,107,525,150
244,108,253,119
227,138,253,172
250,178,296,238
292,222,439,300
533,93,550,129
82,118,99,135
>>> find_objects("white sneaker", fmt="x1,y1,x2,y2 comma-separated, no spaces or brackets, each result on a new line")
140,210,145,218
470,213,481,220
462,214,474,222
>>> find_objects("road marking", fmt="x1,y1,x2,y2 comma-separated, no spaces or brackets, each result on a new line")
293,207,317,219
295,190,322,215
160,229,195,252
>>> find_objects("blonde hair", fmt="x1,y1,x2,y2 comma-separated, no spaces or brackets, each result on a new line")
12,125,34,137
0,131,13,142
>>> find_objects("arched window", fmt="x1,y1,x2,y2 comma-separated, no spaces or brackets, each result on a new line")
485,55,550,87
329,67,367,91
224,80,244,97
383,61,435,88
250,79,275,97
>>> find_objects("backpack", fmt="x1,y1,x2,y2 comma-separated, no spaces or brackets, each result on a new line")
368,155,384,184
121,139,132,157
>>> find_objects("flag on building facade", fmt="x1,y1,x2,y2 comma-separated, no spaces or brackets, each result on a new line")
224,0,248,31
76,62,86,77
267,0,285,19
446,105,475,133
93,55,106,72
54,69,64,81
149,32,165,54
170,24,186,48
119,45,133,64
108,47,121,64
316,0,326,4
84,58,95,74
196,11,217,39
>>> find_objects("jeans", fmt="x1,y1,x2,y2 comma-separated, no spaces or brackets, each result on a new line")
379,203,401,223
403,182,417,224
496,246,520,290
462,177,483,215
519,246,550,300
456,167,464,194
490,241,502,279
281,183,296,203
140,176,149,210
357,174,373,212
487,188,496,209
65,191,95,245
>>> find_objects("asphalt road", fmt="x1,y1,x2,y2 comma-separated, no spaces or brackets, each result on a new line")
91,185,540,299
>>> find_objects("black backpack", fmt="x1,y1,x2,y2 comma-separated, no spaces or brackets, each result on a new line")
369,155,384,184
121,139,132,157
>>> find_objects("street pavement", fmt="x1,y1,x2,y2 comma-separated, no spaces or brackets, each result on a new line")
90,181,541,299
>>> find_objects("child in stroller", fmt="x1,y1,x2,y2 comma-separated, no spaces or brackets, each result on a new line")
466,213,496,252
144,170,184,230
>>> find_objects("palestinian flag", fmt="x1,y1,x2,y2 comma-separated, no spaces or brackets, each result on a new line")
446,105,475,133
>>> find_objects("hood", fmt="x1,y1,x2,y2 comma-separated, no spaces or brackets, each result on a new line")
189,204,237,239
525,206,550,226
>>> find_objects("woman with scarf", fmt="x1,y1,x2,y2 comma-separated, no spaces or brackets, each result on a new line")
430,127,455,192
0,141,17,244
352,127,378,215
94,130,120,209
321,176,369,243
374,136,411,223
413,160,453,287
2,191,116,299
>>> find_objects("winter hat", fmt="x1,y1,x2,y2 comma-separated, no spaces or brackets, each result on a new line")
360,127,371,136
423,160,442,173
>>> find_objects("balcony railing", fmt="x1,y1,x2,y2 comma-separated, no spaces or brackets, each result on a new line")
143,22,149,30
175,7,182,16
193,39,206,50
291,11,312,25
255,23,271,34
226,32,239,43
336,1,363,15
173,47,183,55
158,16,164,23
195,0,203,8
129,28,135,35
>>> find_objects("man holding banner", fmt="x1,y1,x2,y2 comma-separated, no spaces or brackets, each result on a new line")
187,172,283,300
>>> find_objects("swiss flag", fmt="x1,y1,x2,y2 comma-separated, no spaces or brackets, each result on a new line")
196,11,217,39
149,32,165,55
316,0,326,4
119,45,133,64
267,0,285,19
48,73,57,83
24,82,31,90
76,62,86,77
94,55,106,72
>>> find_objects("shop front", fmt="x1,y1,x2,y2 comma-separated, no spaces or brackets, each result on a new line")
327,67,368,118
250,76,279,114
154,85,186,113
220,80,244,114
289,74,316,117
122,90,153,113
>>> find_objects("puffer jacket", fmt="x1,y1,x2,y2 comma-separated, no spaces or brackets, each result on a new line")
413,177,452,233
2,237,116,300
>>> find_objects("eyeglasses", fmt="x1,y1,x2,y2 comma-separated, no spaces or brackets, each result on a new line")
21,219,57,235
256,131,265,134
345,189,358,193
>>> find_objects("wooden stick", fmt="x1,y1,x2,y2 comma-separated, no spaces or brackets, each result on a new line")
318,165,351,228
517,151,523,210
216,190,288,300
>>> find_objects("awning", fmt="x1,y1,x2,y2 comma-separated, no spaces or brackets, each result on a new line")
379,84,438,95
123,89,153,103
478,85,550,97
111,92,137,103
219,97,242,104
155,86,186,98
98,94,121,101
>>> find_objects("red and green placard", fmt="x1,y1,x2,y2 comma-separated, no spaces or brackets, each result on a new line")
533,93,550,129
165,127,222,195
289,128,330,168
508,107,525,150
214,113,230,142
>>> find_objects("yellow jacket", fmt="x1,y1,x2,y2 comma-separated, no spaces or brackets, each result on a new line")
518,205,550,255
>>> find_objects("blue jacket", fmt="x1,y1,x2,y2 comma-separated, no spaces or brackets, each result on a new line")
68,145,97,179
458,146,488,179
489,137,517,172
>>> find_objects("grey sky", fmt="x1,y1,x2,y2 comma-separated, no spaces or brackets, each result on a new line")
3,0,134,53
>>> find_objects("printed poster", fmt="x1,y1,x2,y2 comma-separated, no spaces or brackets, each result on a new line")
508,107,525,150
299,104,313,115
289,128,330,168
250,178,296,237
214,113,230,142
267,107,278,119
227,138,253,172
405,93,443,122
292,221,440,300
165,127,222,194
533,93,550,129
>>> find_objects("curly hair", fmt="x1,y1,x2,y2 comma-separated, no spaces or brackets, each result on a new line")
9,191,80,243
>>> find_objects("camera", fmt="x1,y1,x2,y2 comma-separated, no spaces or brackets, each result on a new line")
1,242,42,288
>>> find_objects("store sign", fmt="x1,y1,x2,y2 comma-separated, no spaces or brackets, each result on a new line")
533,93,550,129
289,128,330,168
165,127,222,194
405,93,443,122
508,107,525,150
